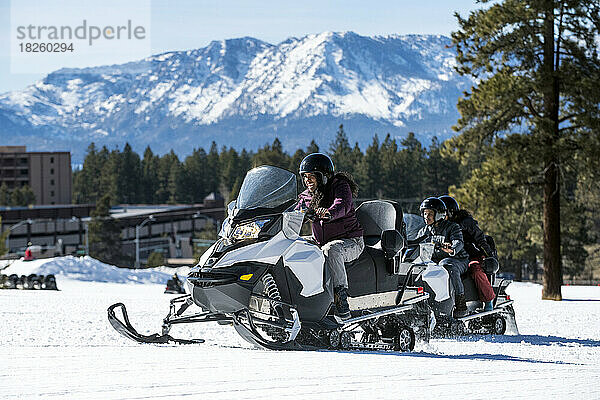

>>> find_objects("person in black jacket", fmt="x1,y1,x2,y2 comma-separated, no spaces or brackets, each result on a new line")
439,195,496,311
414,197,470,318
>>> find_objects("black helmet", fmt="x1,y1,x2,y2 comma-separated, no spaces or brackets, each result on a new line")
419,197,447,223
299,153,334,186
438,195,459,218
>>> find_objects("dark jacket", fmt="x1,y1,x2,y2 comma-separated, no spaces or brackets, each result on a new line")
415,219,469,263
452,210,493,259
296,175,363,245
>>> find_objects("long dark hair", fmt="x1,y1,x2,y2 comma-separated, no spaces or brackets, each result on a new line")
308,171,359,209
451,209,473,223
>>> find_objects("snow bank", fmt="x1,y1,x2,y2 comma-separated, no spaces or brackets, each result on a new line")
1,256,183,285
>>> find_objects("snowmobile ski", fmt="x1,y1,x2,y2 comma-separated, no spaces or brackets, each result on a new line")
107,303,204,344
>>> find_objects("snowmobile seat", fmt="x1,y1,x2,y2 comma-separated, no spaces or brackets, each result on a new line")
345,200,405,296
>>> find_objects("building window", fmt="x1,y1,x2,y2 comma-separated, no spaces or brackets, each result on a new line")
50,168,54,174
50,179,55,185
21,169,28,175
19,157,27,165
50,157,54,163
50,190,55,196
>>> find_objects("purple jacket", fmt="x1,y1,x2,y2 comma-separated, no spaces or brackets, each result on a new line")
296,175,363,245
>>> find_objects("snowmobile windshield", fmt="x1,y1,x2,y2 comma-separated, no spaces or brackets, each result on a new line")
235,166,297,210
404,213,426,241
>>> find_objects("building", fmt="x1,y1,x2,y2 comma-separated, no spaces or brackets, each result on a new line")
0,146,71,205
1,193,225,266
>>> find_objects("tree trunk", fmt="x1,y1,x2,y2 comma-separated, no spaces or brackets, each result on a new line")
542,157,562,300
541,3,562,300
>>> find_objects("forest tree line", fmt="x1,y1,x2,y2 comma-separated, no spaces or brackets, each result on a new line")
73,124,599,280
72,126,459,206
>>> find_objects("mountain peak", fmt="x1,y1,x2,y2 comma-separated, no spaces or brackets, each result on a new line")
0,32,470,162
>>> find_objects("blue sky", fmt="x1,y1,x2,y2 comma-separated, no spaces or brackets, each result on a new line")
0,0,481,93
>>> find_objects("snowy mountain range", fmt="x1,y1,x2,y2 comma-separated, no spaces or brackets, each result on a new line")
0,32,473,162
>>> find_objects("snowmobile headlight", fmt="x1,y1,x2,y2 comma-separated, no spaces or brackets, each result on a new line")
239,273,253,281
231,219,270,241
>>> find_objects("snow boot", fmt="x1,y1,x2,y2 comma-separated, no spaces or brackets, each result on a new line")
334,286,351,320
483,300,494,312
453,293,468,318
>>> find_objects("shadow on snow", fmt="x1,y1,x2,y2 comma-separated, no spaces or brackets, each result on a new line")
456,334,600,348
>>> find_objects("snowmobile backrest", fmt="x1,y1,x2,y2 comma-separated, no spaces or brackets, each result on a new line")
356,200,405,247
381,229,403,259
482,257,500,274
484,235,498,259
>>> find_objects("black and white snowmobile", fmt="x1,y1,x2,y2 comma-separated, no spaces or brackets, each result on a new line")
0,273,58,290
164,274,186,294
108,165,432,351
400,215,518,336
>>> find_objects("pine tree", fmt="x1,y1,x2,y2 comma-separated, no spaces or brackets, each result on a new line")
182,148,208,203
141,146,159,204
73,143,104,203
306,140,319,154
425,137,460,197
0,183,10,205
10,186,24,206
379,134,399,198
17,185,35,206
252,138,290,169
117,143,141,204
452,0,600,299
356,135,381,198
289,149,307,189
167,160,184,204
219,147,241,202
329,124,354,174
350,143,364,177
156,151,180,203
206,142,220,195
0,216,8,256
88,193,123,265
451,134,543,278
99,147,119,205
397,132,426,200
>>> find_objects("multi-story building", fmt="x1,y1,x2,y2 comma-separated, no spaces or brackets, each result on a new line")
0,146,71,205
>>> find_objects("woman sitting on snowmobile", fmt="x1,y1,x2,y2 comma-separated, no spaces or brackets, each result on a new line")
295,153,364,320
438,195,497,311
413,197,470,318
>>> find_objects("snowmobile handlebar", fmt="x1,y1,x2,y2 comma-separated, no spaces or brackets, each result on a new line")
304,208,331,222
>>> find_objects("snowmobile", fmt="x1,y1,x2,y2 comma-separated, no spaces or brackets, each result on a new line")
42,274,58,290
2,274,18,289
107,165,517,350
108,165,432,351
164,274,186,294
3,273,58,290
400,215,518,336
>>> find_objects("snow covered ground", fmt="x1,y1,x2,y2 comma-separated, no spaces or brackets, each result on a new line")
1,257,599,399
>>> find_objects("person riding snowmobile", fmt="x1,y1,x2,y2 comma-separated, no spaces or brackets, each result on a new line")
413,197,469,318
438,195,496,311
295,153,364,320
